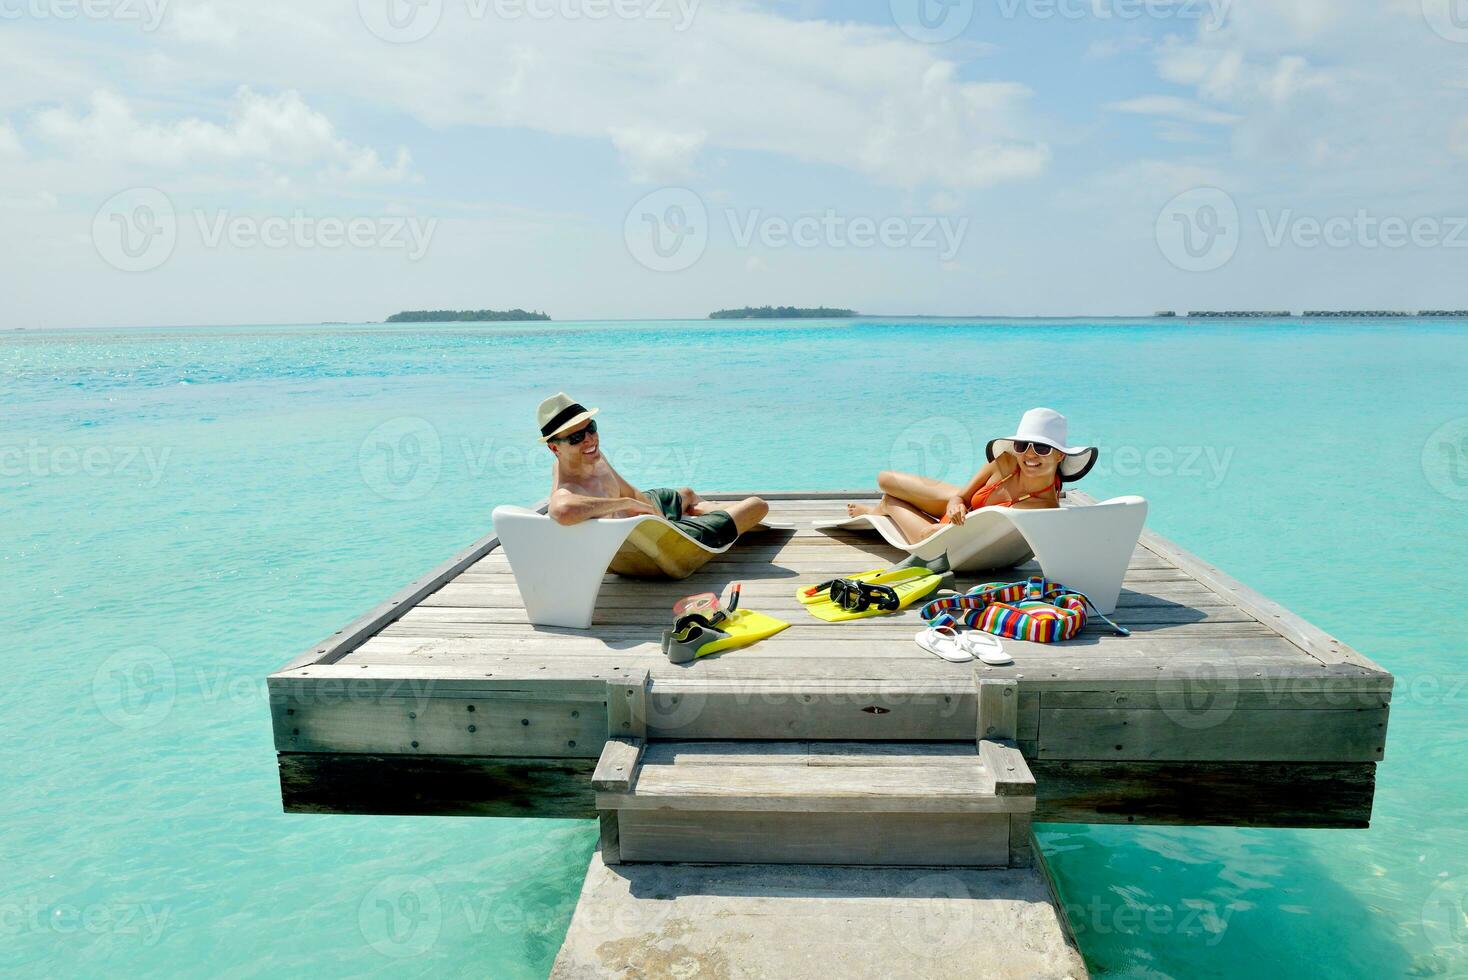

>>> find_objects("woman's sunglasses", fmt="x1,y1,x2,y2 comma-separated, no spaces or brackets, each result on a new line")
1012,441,1054,456
553,420,598,445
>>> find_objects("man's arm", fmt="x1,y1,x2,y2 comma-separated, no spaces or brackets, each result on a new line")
547,487,656,525
606,461,643,503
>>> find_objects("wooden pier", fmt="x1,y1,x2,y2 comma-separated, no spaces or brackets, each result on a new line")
267,491,1391,974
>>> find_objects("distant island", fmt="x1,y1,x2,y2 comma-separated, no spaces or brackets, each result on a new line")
386,309,551,323
709,306,856,320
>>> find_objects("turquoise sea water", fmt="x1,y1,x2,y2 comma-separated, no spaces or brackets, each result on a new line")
3,318,1466,978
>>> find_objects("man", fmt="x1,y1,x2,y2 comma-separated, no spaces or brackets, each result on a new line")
537,392,768,548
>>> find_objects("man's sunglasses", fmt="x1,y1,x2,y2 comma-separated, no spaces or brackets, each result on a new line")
552,420,598,445
1012,441,1054,457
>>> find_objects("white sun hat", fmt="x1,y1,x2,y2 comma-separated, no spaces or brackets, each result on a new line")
986,407,1098,482
537,392,599,442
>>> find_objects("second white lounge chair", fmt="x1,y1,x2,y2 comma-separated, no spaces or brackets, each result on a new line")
818,495,1147,614
492,505,791,629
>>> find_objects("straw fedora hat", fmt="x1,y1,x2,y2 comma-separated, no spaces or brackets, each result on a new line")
537,392,599,442
986,408,1098,482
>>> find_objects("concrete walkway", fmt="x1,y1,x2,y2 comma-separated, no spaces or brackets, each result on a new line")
551,853,1087,980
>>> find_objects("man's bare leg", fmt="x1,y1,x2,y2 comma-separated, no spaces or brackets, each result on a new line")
848,471,960,518
676,488,768,535
721,496,770,535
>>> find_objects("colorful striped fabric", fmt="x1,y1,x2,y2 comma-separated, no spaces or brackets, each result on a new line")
919,575,1129,642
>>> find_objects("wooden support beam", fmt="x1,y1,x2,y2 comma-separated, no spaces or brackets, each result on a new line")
977,677,1018,740
980,738,1035,797
606,670,649,739
592,737,645,793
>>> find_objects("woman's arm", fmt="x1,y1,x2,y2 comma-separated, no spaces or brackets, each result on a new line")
947,460,1001,524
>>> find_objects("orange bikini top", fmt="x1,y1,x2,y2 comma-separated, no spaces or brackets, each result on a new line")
941,466,1061,523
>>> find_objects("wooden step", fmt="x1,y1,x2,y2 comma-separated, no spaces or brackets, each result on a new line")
595,739,1035,868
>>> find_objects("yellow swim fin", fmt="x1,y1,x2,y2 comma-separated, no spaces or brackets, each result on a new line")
803,568,946,623
795,566,928,605
663,609,790,663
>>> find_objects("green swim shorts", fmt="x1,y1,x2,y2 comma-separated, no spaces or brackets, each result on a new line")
643,488,738,549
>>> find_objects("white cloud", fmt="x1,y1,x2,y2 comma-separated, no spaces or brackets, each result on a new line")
130,1,1049,191
1106,96,1240,126
0,121,22,158
1086,35,1151,60
610,127,706,183
34,88,415,184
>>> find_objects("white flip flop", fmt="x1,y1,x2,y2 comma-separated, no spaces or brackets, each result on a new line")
915,626,973,663
961,631,1013,666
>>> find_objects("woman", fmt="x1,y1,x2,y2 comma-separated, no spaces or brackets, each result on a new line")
847,408,1098,543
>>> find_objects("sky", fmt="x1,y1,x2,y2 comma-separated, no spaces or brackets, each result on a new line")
2,0,1467,327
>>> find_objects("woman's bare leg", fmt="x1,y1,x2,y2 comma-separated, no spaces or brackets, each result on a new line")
879,494,945,543
848,471,960,518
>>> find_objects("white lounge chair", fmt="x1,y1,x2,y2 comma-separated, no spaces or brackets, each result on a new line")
818,496,1147,614
491,506,790,629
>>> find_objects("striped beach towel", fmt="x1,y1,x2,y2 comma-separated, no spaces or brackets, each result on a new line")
919,575,1129,643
